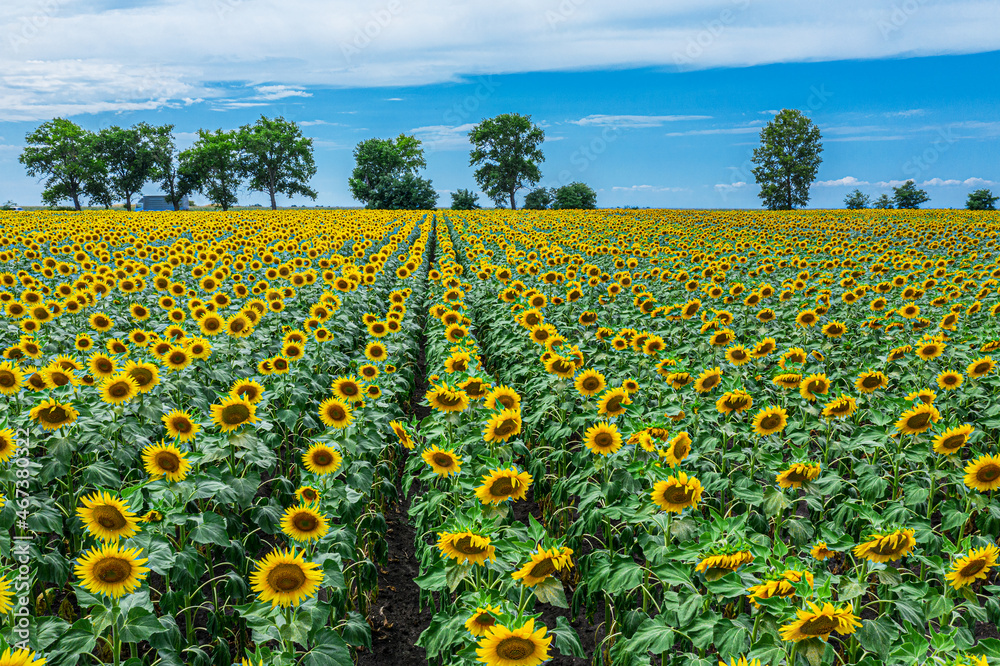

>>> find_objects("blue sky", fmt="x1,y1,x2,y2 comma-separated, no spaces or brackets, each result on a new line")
1,0,998,208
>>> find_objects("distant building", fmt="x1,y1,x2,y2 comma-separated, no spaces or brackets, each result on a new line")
137,194,189,211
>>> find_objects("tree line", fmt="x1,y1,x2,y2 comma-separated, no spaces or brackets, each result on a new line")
18,116,316,211
16,110,997,211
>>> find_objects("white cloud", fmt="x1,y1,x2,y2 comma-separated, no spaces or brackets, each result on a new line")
961,177,997,187
666,126,762,137
570,114,710,128
921,177,996,187
384,97,404,101
254,85,311,100
874,180,910,188
815,176,869,187
884,109,925,118
298,120,345,127
612,184,689,193
2,0,999,118
409,123,476,150
714,181,747,191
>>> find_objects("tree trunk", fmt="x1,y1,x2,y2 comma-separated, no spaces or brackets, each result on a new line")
124,196,132,212
510,191,517,210
72,191,81,211
270,188,277,210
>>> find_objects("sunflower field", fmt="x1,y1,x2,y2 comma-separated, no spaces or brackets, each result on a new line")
1,209,999,666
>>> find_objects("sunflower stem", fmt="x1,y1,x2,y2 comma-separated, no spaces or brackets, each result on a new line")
112,598,122,666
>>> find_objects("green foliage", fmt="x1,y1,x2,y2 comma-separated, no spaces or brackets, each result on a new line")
966,188,998,211
349,134,434,209
553,182,597,209
468,113,545,209
18,118,100,210
844,188,870,209
238,116,318,210
87,122,172,211
178,129,243,211
893,180,930,209
751,109,824,210
873,193,894,209
1,200,17,210
523,187,554,210
450,188,481,210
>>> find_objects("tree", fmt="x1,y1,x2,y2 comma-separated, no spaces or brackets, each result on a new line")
844,189,870,209
450,188,480,210
149,125,193,211
377,173,438,209
238,116,317,210
967,188,998,211
892,180,929,209
179,129,243,211
349,134,433,209
1,201,17,210
468,113,545,209
89,122,166,211
751,109,823,210
19,118,99,210
553,182,597,209
523,187,554,210
873,194,894,209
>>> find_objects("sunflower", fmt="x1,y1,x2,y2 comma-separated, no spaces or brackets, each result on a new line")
798,373,830,401
249,547,323,607
751,337,776,358
0,428,17,464
281,505,330,542
597,387,630,417
720,658,761,666
821,321,847,338
967,356,995,378
162,346,192,372
225,313,254,338
776,462,821,489
748,570,814,606
895,403,941,434
389,420,414,449
77,491,140,542
716,390,753,415
425,383,470,412
444,323,468,343
141,511,163,523
905,388,936,405
695,549,754,579
0,362,25,395
772,373,802,390
753,406,787,436
124,361,159,393
483,409,523,443
583,422,623,456
437,531,496,566
709,328,735,346
465,605,503,637
99,373,139,405
141,442,191,482
295,486,321,505
574,369,606,397
693,367,723,393
475,467,532,505
916,341,945,361
945,544,999,589
445,352,472,374
725,344,752,366
29,398,79,430
795,310,818,327
364,341,388,362
422,445,461,477
853,528,917,563
932,424,973,455
810,542,835,561
476,618,552,666
211,396,257,433
302,443,343,475
963,454,1000,492
854,371,888,394
666,372,693,389
936,371,964,391
75,543,149,598
358,363,379,380
0,648,47,666
230,379,265,403
821,394,857,420
651,472,703,513
511,546,574,587
318,396,354,429
660,431,692,467
779,602,862,642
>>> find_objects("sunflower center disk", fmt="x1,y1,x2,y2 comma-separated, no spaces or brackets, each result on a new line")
43,407,68,423
222,404,250,424
454,536,485,555
496,637,536,660
268,563,307,592
529,558,557,579
979,465,1000,482
433,453,454,468
663,487,694,504
156,453,180,472
490,478,515,496
959,558,987,577
294,514,318,531
314,452,333,466
761,416,781,430
92,506,127,530
95,557,131,583
800,615,839,637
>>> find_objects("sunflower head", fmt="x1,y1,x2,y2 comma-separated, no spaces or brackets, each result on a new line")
77,491,140,542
